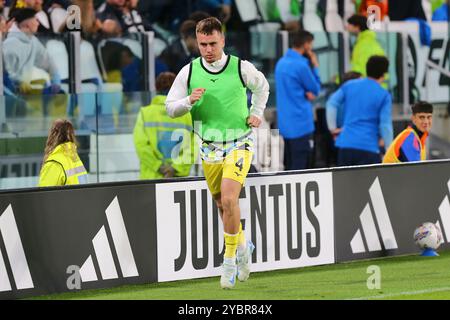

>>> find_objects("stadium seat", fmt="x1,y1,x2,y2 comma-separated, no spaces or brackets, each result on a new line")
88,133,140,182
97,37,144,79
386,21,420,34
343,0,356,21
3,6,9,19
45,39,69,93
79,40,123,133
152,37,168,57
234,0,281,60
50,7,68,33
28,67,49,92
302,0,329,48
122,38,143,59
234,0,260,23
302,0,325,32
325,0,345,32
80,40,104,84
36,10,51,31
256,0,271,21
253,109,284,172
96,39,113,80
249,22,281,59
422,0,432,21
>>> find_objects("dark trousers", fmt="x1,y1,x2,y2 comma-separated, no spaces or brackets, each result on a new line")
283,134,313,170
337,148,381,167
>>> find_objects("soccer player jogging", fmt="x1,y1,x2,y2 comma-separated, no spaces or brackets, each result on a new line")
383,102,433,163
166,17,269,289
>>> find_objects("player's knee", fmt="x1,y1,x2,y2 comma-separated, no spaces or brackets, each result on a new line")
221,194,237,213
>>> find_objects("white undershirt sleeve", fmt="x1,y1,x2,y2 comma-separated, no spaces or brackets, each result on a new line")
165,64,193,118
240,60,270,119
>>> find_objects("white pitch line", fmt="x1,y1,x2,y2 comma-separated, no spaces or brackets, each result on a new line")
348,287,450,300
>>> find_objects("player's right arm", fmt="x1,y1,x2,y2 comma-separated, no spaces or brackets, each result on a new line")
166,64,205,118
166,64,191,118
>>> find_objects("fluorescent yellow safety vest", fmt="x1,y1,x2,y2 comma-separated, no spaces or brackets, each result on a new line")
39,142,88,186
133,95,197,179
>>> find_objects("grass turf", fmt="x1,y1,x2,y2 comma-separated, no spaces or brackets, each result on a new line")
30,250,450,300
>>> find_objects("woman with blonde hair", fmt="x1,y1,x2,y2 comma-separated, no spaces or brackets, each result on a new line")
38,119,88,187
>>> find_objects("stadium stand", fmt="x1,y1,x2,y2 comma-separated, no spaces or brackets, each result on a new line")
1,0,449,189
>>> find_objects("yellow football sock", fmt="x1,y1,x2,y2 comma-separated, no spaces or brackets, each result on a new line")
224,232,239,259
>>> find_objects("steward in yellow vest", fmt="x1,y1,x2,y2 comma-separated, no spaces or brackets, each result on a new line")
133,72,197,179
39,120,88,186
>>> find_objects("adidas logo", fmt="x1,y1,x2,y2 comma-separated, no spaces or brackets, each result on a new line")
350,177,398,254
435,179,450,244
0,205,34,292
79,197,139,282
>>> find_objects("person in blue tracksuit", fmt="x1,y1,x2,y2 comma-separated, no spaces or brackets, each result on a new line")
326,56,393,166
275,30,321,170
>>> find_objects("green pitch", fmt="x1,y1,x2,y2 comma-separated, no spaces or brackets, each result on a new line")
31,250,450,300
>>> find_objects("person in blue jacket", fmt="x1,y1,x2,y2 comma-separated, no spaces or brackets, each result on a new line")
326,55,393,166
432,3,449,21
275,30,321,170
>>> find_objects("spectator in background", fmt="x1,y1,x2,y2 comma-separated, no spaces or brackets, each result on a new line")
67,0,103,37
389,0,426,20
386,0,432,47
121,0,151,32
275,30,321,170
120,45,145,91
327,56,393,166
43,0,71,11
96,0,126,24
97,0,151,34
356,0,389,20
9,0,52,34
267,0,301,32
347,14,385,77
3,8,61,95
1,0,6,18
1,0,14,32
133,72,196,179
197,0,232,24
160,19,199,73
431,0,446,12
101,17,122,36
432,2,449,21
383,102,434,164
38,119,88,187
137,0,177,32
189,10,211,23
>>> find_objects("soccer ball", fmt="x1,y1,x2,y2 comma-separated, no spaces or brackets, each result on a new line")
413,222,443,250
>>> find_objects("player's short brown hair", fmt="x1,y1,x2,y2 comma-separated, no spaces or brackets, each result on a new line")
412,101,433,114
196,17,222,35
155,72,176,92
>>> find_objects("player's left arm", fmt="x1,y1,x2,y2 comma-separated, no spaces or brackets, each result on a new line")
379,93,394,149
240,60,270,128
